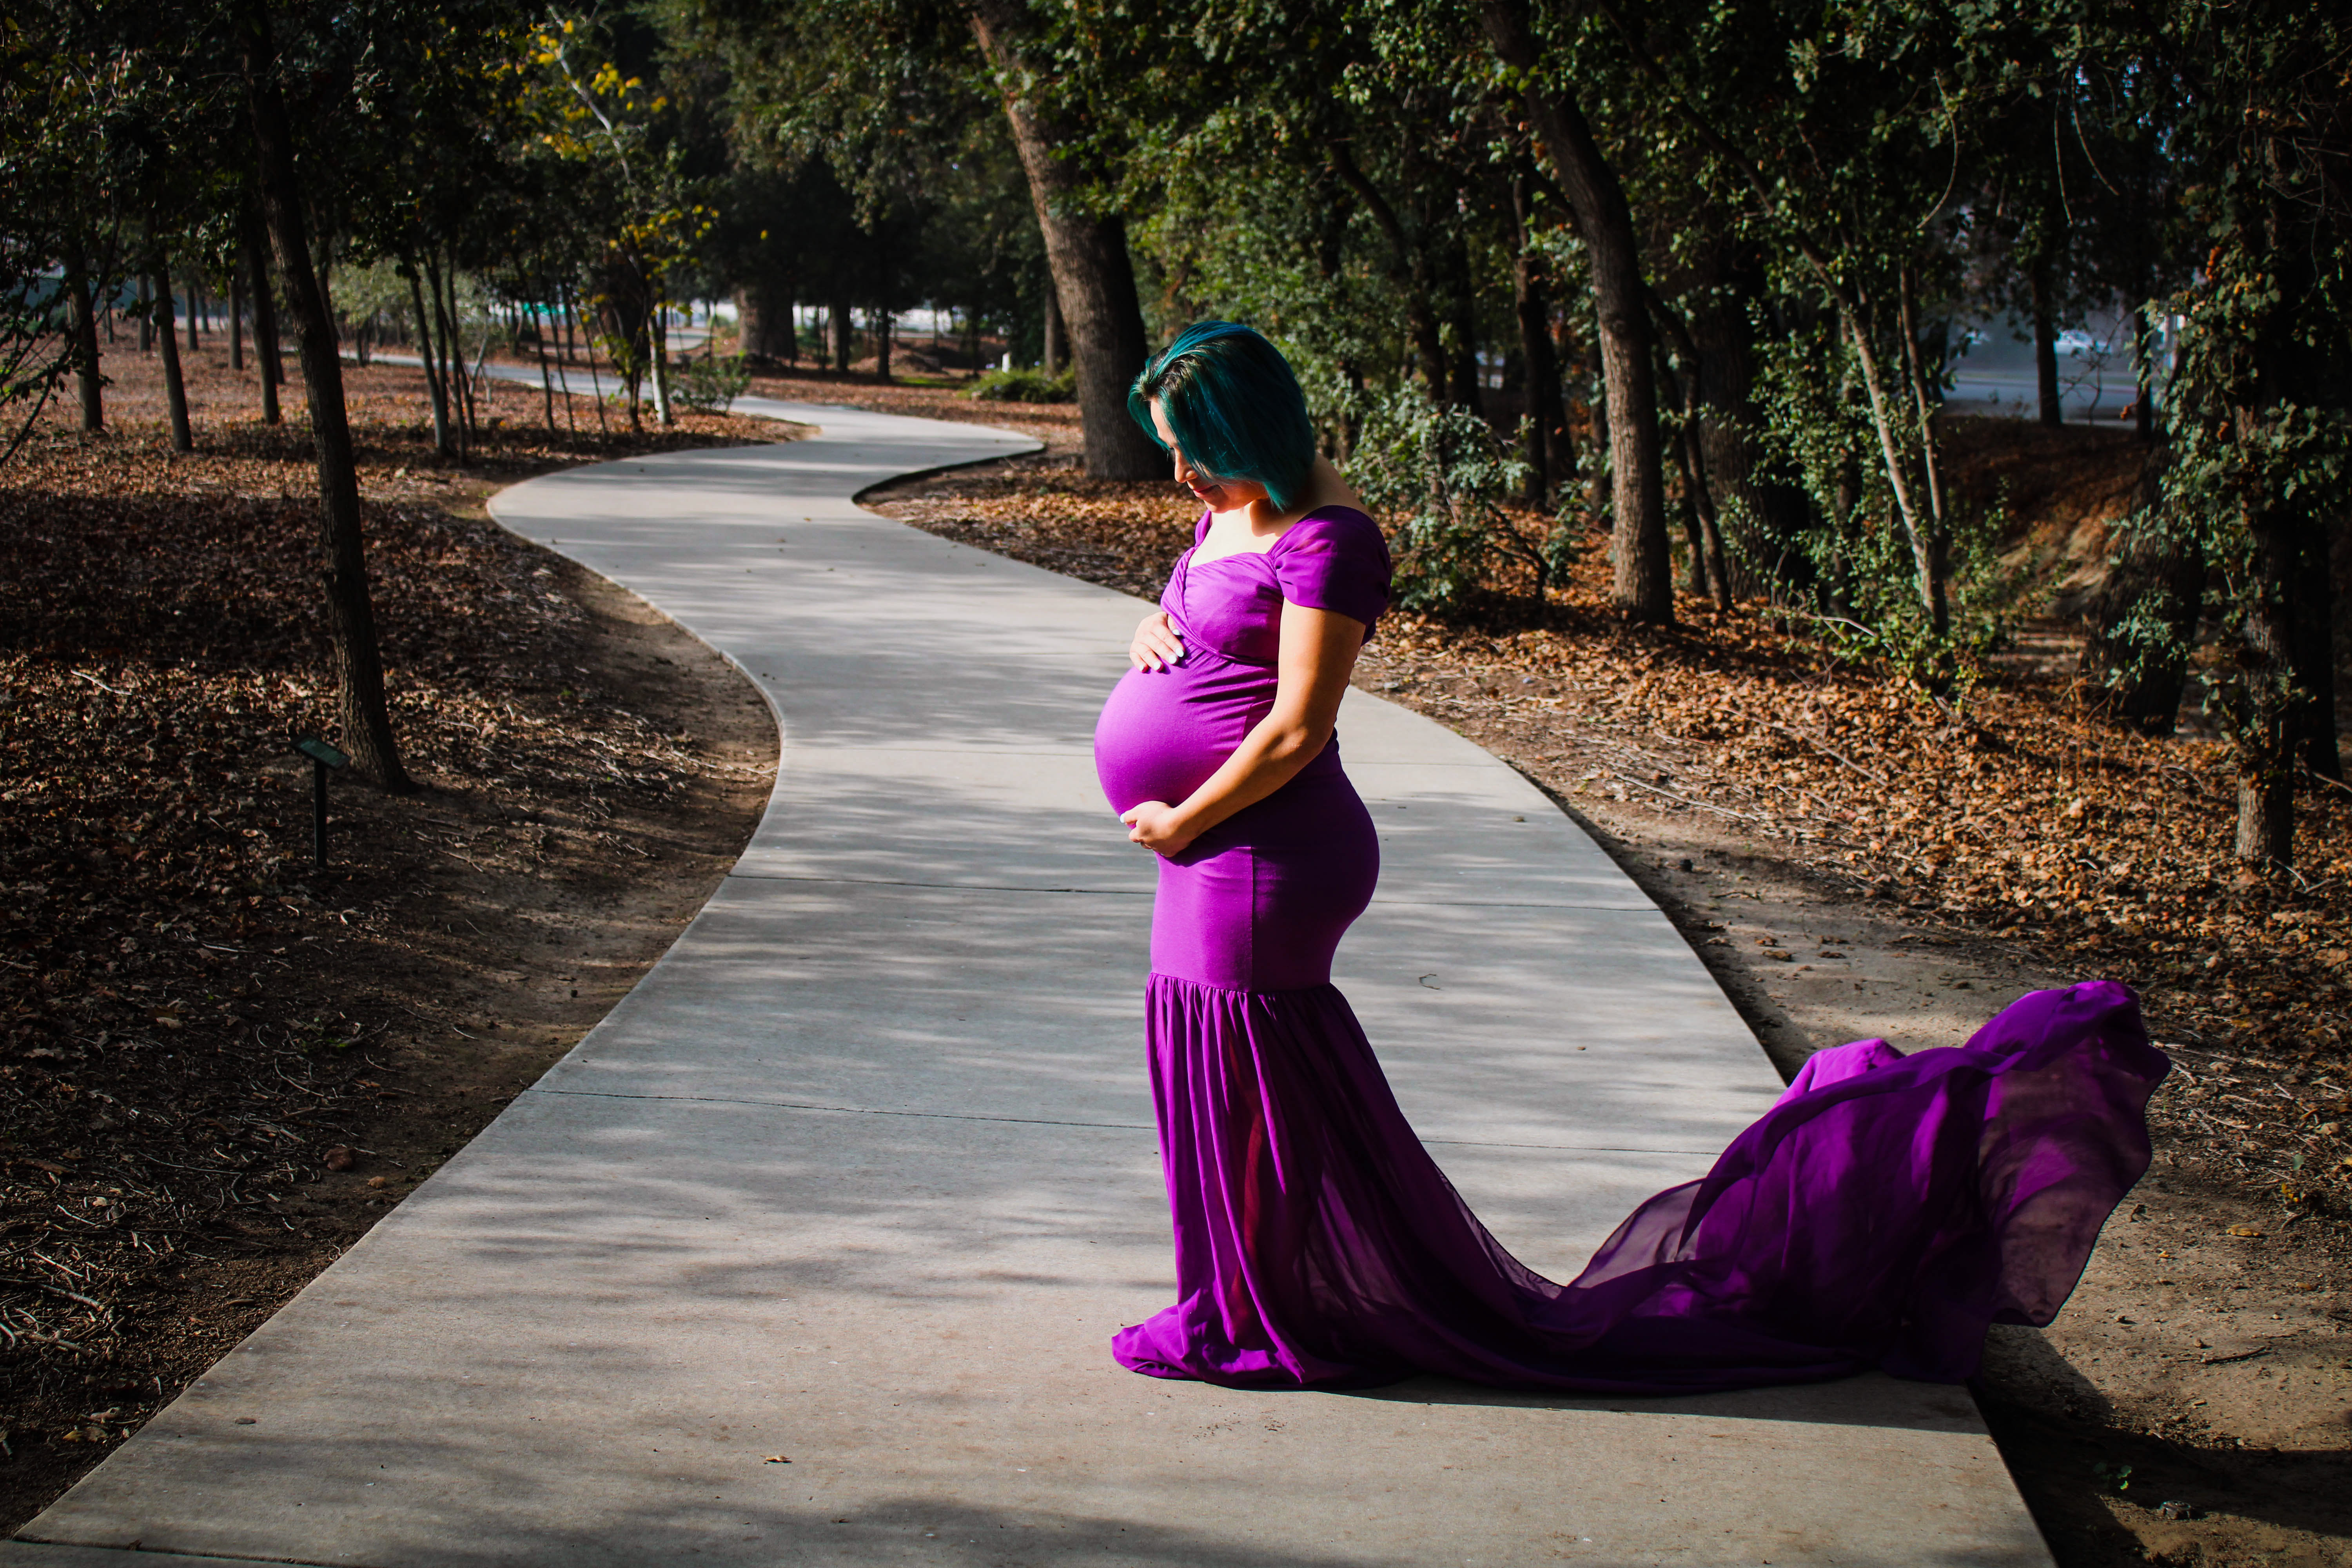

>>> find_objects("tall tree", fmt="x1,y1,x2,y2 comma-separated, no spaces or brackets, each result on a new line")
1482,0,1673,622
962,0,1161,477
2145,1,2350,860
151,261,193,451
238,2,414,789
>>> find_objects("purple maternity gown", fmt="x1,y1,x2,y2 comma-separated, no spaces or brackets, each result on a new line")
1091,505,2167,1394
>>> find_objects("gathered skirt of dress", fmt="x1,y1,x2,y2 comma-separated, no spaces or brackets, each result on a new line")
1111,762,2168,1395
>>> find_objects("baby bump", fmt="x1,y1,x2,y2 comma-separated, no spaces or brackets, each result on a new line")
1094,653,1279,813
1151,770,1379,992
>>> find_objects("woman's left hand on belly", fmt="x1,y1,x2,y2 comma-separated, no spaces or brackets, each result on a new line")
1129,610,1185,671
1120,800,1198,858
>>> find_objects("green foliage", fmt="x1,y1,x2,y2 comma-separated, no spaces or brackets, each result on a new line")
1344,387,1579,610
0,0,210,456
2138,225,2352,782
334,262,415,335
672,354,751,413
963,366,1074,403
1747,325,2007,691
0,270,71,464
675,0,1036,343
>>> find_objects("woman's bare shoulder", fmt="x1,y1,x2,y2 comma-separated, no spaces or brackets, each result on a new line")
1293,456,1368,520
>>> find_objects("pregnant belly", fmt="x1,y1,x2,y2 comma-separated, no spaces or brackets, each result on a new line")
1093,658,1269,813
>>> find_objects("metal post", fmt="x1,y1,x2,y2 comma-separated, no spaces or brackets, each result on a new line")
294,738,348,870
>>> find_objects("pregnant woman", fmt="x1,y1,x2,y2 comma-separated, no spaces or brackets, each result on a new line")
1092,321,2169,1394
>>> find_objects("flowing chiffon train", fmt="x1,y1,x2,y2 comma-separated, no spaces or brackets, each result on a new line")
1109,975,2165,1393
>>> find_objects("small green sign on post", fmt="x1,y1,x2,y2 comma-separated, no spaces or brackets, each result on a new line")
295,737,348,868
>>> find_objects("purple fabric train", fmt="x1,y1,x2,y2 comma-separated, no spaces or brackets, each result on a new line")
1093,505,2167,1393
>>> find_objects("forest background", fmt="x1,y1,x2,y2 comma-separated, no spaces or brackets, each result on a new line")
6,0,2349,856
4,0,2351,1559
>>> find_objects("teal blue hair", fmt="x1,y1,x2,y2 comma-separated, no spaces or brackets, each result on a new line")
1128,321,1316,511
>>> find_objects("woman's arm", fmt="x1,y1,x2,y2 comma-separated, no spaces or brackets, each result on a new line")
1121,601,1366,856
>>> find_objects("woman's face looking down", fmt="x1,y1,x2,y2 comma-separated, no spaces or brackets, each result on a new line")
1150,399,1268,515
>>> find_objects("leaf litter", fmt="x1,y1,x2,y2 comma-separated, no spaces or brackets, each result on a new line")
1,349,781,1522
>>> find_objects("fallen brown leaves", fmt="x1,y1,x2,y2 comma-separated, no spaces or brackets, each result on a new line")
880,469,1196,600
0,359,780,1485
1366,595,2351,1201
878,451,2352,1220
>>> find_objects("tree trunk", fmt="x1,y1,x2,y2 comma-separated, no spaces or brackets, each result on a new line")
154,267,193,453
1043,286,1065,376
1509,175,1568,505
968,0,1163,479
186,276,203,351
1688,420,1730,608
241,8,414,792
2288,514,2339,780
245,214,283,426
1326,142,1448,401
1843,301,1950,638
2236,769,2292,867
2234,499,2301,866
1896,264,1953,638
1586,339,1612,521
569,289,610,437
63,245,102,432
406,267,454,457
738,283,795,360
535,310,558,434
1666,384,1710,599
2031,255,2062,427
2087,446,2205,734
650,300,674,426
427,254,473,451
230,268,245,371
1482,0,1671,622
875,310,892,381
1651,303,1732,608
1687,243,1810,599
138,274,153,354
2114,537,2206,735
1443,228,1484,414
829,290,852,373
2133,302,2158,445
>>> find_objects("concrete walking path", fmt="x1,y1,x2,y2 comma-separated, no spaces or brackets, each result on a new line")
6,399,2052,1566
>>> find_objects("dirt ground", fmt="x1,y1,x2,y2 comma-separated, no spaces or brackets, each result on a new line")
0,343,782,1529
860,423,2352,1568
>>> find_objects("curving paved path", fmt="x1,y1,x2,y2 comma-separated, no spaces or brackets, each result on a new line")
5,399,2051,1567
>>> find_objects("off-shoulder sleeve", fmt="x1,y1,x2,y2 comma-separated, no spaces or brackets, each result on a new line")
1272,508,1391,632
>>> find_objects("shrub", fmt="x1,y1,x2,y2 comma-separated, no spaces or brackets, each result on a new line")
673,355,751,415
1342,387,1580,610
964,367,1074,403
1745,329,2008,693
